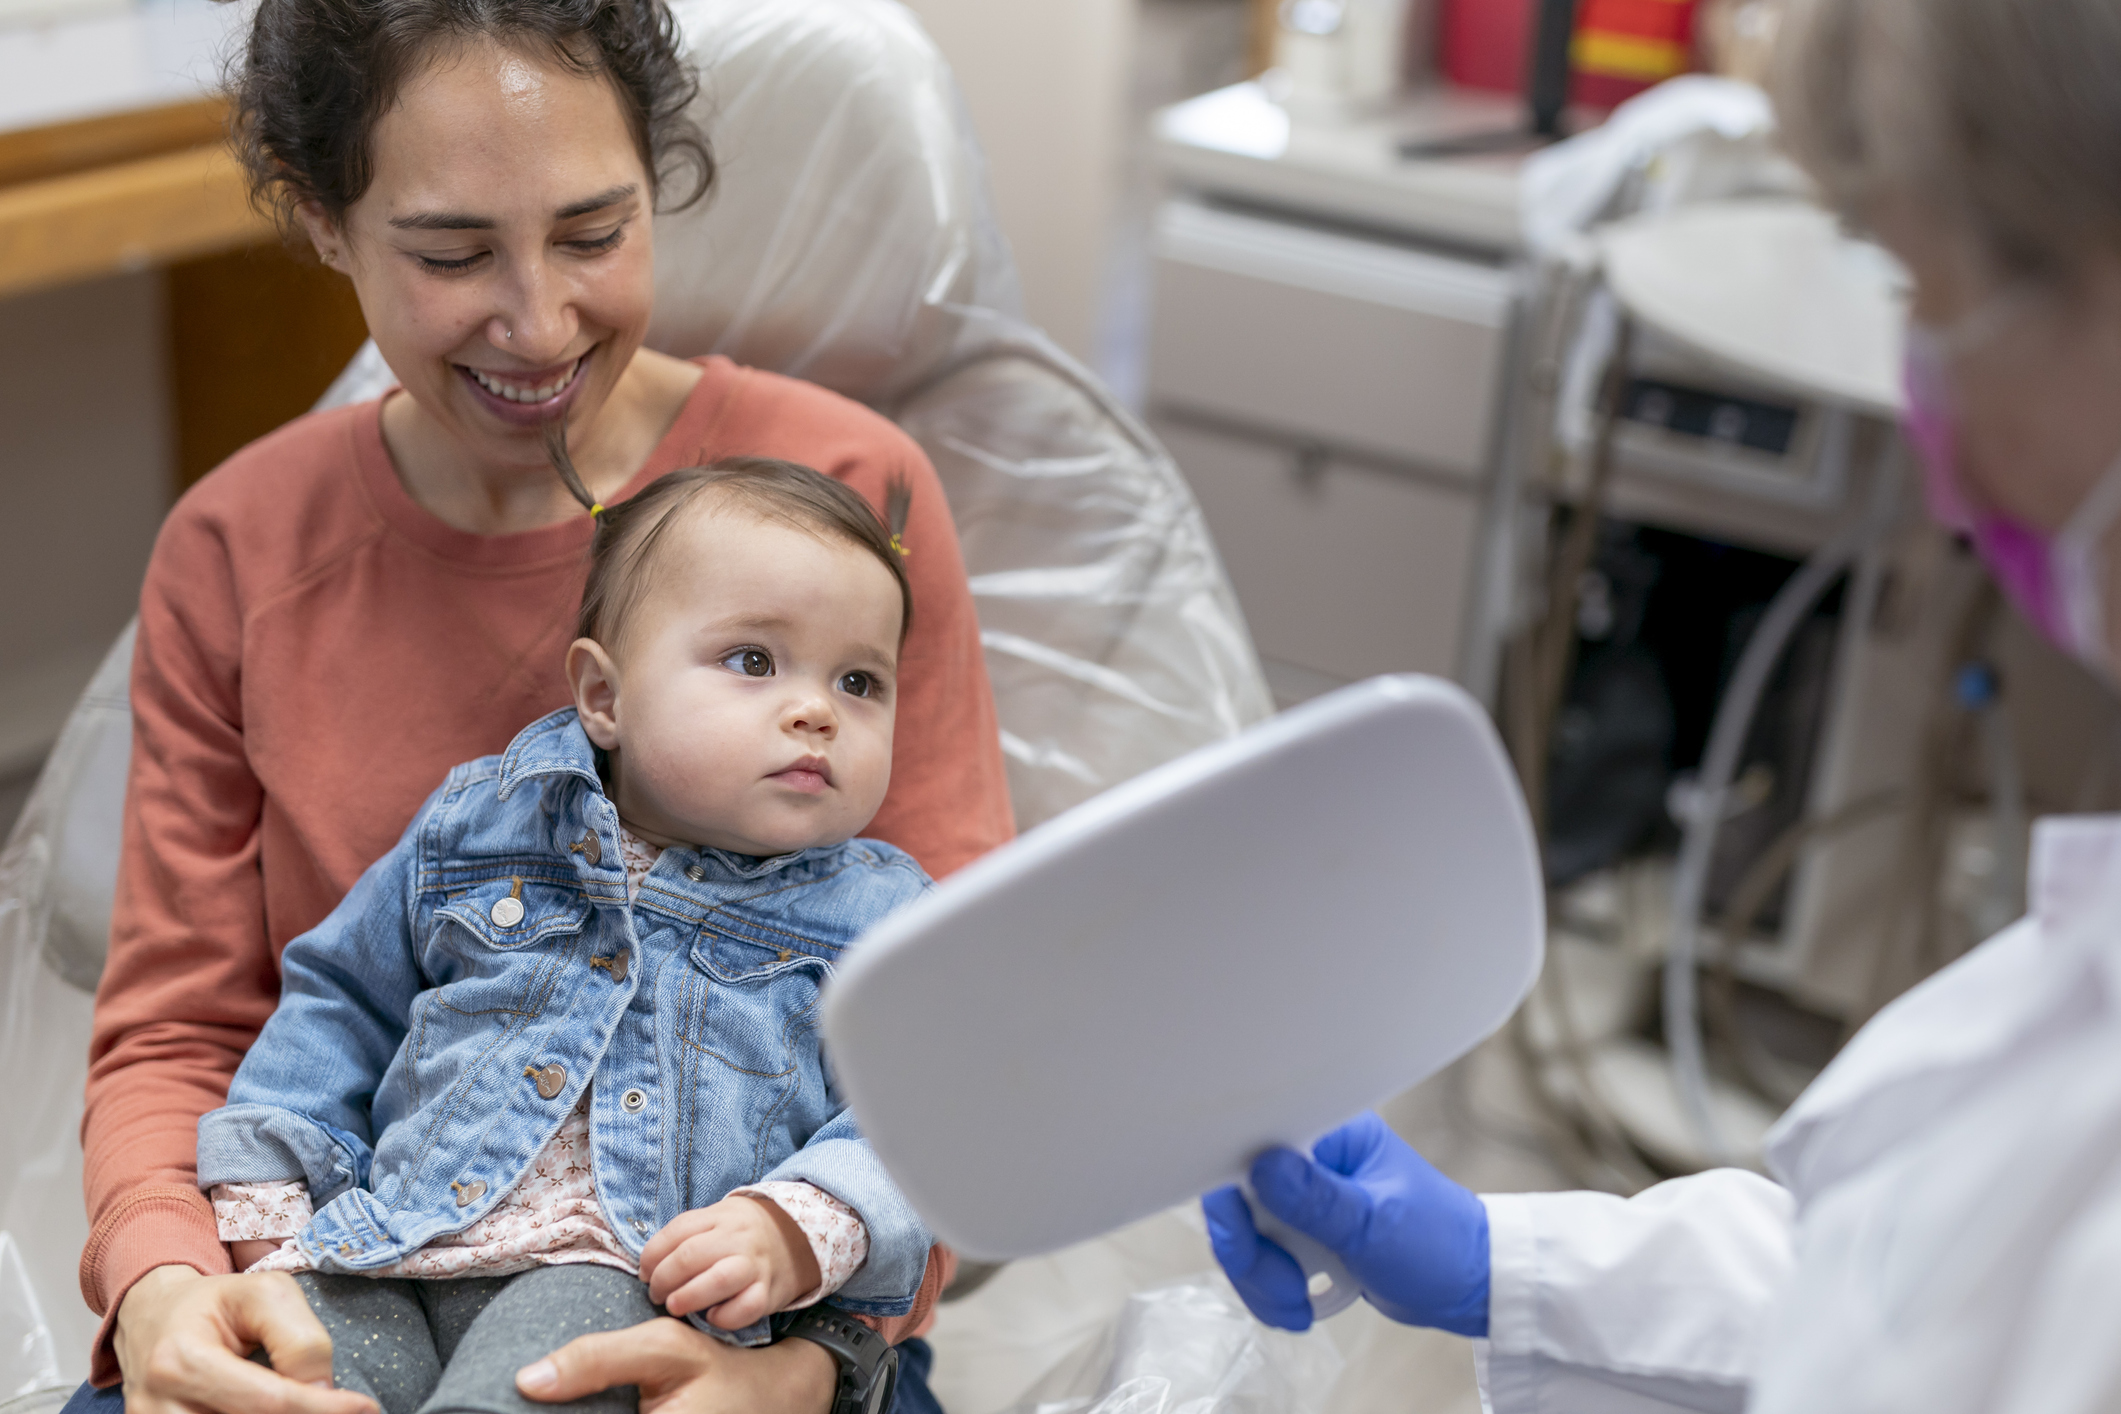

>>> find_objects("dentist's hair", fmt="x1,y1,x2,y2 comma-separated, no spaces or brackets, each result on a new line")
552,438,916,652
226,0,714,232
1774,0,2121,286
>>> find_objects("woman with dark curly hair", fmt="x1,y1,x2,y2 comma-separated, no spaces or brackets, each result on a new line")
66,1,1013,1411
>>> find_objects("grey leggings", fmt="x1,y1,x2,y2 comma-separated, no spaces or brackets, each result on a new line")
289,1265,659,1414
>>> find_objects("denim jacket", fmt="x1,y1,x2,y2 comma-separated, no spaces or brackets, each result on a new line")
196,708,935,1339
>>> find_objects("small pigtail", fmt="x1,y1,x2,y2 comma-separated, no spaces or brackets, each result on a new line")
544,417,605,520
884,474,912,558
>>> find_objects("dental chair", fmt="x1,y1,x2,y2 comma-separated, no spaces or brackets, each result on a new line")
0,0,1270,1399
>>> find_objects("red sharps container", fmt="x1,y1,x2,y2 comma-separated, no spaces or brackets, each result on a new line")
1439,0,1699,113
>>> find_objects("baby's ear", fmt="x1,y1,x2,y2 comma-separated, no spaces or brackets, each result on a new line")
565,638,623,750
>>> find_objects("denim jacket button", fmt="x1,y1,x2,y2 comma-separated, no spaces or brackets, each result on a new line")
525,1063,566,1099
491,897,524,928
621,1088,647,1113
569,831,603,866
685,864,706,882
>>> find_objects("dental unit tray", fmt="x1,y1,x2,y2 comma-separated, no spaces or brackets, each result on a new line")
821,674,1544,1317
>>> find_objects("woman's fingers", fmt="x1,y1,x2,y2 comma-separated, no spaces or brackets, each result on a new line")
520,1318,837,1414
145,1341,376,1414
228,1272,337,1386
116,1267,376,1414
517,1318,705,1404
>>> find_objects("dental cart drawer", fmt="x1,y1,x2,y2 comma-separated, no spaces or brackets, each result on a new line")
1148,198,1513,479
1155,417,1478,686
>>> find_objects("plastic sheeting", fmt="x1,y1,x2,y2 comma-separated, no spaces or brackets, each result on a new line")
0,1233,68,1412
0,627,131,1388
999,1278,1343,1414
0,0,1269,1373
1517,75,1808,260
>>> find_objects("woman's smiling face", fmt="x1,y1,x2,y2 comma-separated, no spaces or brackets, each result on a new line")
316,37,656,477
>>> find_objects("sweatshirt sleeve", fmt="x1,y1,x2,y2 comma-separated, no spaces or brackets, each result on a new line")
1478,1170,1796,1414
79,501,271,1385
196,808,427,1201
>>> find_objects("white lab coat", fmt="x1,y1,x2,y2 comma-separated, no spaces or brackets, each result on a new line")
1476,814,2121,1413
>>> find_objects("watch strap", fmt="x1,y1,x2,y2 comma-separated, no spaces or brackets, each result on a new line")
783,1306,899,1414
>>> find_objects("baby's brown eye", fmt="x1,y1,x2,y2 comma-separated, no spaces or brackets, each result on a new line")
839,672,873,698
720,648,774,677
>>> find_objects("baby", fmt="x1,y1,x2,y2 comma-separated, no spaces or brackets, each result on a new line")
198,457,934,1414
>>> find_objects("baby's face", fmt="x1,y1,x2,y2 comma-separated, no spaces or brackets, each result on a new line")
572,503,902,857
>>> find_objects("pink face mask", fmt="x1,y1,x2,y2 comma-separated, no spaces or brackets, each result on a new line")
1902,321,2121,678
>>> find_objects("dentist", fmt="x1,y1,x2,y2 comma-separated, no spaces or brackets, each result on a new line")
1207,0,2121,1409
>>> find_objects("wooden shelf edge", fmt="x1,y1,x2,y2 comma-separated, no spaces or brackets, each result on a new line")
0,143,271,300
0,96,230,190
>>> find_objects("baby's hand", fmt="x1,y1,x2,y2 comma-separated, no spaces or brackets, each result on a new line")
640,1195,822,1330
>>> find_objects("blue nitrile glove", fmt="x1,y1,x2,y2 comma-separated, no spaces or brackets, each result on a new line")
1202,1111,1490,1336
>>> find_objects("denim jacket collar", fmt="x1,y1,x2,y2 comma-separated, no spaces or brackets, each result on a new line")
495,709,824,884
494,708,607,802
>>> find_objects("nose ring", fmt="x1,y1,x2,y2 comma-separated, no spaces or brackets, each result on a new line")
504,327,514,340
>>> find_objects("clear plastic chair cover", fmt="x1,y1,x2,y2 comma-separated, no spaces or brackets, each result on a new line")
0,627,133,1382
0,0,1268,1372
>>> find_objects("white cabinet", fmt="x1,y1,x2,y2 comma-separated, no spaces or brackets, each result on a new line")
1150,199,1513,477
1145,195,1517,702
1154,418,1481,691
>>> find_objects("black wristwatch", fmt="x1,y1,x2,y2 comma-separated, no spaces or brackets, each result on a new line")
783,1306,900,1414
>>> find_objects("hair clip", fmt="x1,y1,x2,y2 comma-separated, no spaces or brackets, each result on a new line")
889,534,909,558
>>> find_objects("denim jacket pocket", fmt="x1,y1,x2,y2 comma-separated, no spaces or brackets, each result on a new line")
676,928,831,1195
681,928,826,1073
427,876,593,1020
692,918,839,983
435,875,592,950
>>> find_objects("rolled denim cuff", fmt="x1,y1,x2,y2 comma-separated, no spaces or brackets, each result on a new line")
761,1138,930,1314
197,1103,365,1206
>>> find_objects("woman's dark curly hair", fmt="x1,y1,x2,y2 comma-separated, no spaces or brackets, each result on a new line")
227,0,715,232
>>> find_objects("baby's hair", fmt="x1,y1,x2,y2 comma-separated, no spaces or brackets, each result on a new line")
545,424,915,649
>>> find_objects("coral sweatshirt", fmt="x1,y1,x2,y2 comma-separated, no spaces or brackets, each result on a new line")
81,358,1012,1384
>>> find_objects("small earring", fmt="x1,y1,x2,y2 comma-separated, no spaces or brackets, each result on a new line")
505,327,514,340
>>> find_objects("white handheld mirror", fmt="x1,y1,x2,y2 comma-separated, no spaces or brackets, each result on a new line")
822,675,1544,1319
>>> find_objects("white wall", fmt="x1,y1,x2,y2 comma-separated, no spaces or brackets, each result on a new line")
900,0,1136,364
0,272,171,829
0,272,167,667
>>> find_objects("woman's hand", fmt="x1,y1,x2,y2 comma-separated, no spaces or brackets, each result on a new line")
114,1264,378,1414
516,1317,837,1414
